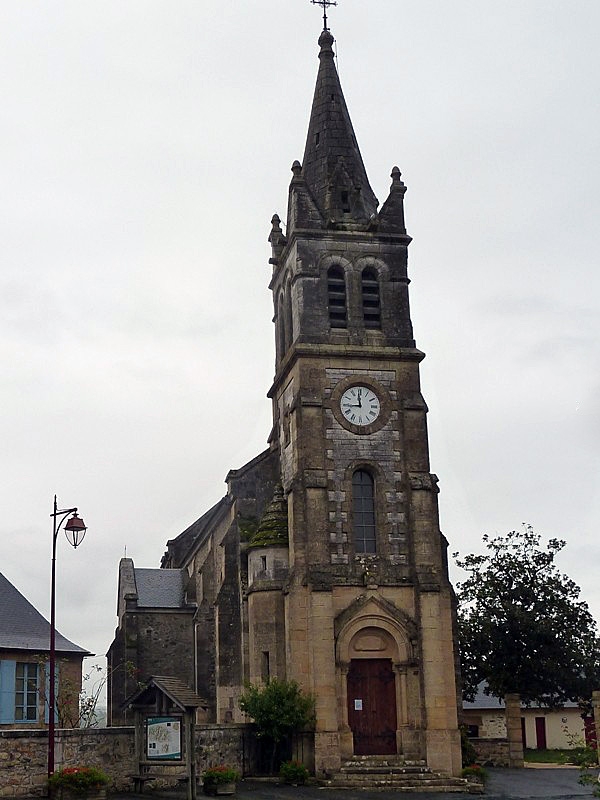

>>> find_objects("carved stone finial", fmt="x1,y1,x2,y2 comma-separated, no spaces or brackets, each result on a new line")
391,166,406,189
318,28,335,52
268,213,286,261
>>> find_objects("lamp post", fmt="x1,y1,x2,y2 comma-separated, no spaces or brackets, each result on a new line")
48,495,87,779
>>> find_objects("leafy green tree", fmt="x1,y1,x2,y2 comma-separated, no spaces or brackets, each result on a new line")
455,525,600,706
239,679,315,773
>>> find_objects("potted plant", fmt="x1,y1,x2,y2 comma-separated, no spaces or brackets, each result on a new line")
461,764,488,786
279,760,309,785
48,766,109,799
201,765,240,796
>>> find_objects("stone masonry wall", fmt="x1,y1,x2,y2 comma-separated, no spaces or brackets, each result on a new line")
0,724,306,797
0,727,134,797
470,737,510,767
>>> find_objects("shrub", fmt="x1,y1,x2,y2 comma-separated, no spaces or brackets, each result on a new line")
202,765,240,786
239,678,315,773
460,725,477,766
279,760,309,785
48,766,109,792
461,764,488,783
569,746,599,768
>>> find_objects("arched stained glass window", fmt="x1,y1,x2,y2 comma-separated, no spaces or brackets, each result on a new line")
352,469,376,553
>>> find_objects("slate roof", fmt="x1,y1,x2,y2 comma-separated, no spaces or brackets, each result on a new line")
134,568,186,608
463,683,506,709
0,572,89,654
161,495,232,567
463,682,578,710
122,675,208,711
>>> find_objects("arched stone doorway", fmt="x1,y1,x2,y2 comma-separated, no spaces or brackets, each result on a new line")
335,600,417,759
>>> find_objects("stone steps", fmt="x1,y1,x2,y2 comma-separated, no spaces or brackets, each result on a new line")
340,765,430,774
324,757,479,793
342,758,428,769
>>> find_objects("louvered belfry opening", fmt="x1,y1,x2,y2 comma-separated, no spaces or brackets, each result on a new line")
361,268,381,329
327,265,347,328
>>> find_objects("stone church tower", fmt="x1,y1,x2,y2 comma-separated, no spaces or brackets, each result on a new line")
109,23,461,782
262,26,461,776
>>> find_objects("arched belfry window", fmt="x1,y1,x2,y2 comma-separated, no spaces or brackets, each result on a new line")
327,266,347,329
352,469,376,553
284,281,293,351
277,292,286,360
361,267,381,329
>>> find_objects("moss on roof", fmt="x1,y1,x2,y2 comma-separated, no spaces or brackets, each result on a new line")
249,484,288,548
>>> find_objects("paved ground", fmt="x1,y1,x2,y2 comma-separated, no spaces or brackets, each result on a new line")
484,767,598,798
96,767,600,800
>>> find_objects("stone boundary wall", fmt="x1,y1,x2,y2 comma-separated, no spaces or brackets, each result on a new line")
0,727,134,798
0,725,315,797
470,737,510,766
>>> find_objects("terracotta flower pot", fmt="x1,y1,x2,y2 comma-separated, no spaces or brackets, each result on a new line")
50,789,107,800
216,782,236,795
203,780,236,796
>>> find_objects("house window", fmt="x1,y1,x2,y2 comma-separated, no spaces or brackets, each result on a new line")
352,470,376,553
1,660,57,724
327,266,347,328
361,268,381,329
15,663,39,722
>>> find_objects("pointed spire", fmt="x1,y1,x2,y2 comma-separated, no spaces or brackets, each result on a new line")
301,29,378,224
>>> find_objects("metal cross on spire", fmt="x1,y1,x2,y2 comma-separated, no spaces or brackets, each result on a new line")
311,0,338,31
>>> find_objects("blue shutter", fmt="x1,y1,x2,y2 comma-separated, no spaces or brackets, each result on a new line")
44,661,59,724
0,660,16,724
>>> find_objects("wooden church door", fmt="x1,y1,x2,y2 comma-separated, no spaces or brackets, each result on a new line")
347,658,397,755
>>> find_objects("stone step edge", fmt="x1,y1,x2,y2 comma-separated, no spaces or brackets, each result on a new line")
341,759,427,766
340,766,432,774
326,788,477,795
328,778,468,785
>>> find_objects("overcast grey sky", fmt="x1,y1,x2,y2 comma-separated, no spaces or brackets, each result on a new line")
2,1,599,686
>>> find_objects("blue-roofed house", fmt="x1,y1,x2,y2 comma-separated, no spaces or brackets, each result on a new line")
0,572,90,729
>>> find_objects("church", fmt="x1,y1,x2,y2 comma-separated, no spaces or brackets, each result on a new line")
108,17,462,780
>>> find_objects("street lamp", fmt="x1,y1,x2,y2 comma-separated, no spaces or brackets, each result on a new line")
48,495,87,778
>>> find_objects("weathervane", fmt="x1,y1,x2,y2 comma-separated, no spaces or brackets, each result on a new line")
311,0,337,31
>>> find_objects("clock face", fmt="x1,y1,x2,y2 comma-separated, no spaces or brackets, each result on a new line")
340,385,381,426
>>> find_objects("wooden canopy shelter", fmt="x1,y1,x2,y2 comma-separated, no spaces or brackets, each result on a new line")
122,675,208,800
